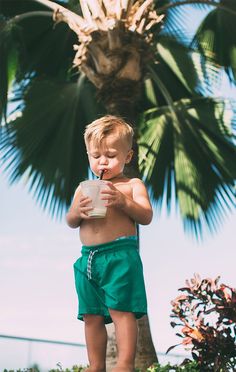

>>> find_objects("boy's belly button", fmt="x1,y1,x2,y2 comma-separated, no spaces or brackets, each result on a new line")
92,226,100,234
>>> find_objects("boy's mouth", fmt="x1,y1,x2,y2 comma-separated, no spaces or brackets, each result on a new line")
99,168,108,173
99,169,108,178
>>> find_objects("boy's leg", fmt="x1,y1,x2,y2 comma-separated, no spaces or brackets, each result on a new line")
84,314,107,372
109,309,137,372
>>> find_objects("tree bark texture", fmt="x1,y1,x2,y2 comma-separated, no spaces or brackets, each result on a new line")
106,316,157,371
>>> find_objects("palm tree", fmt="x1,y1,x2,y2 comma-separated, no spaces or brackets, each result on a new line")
0,0,235,369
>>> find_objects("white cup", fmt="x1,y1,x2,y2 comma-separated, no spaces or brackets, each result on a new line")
80,180,109,218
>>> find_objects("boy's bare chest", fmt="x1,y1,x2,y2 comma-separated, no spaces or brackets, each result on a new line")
113,182,133,197
80,183,135,242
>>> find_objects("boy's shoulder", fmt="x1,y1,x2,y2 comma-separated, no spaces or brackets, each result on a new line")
129,177,144,184
113,177,145,188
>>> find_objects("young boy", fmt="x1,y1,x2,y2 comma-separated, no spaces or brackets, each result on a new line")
66,115,153,372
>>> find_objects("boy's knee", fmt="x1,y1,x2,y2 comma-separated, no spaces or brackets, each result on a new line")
83,314,105,326
109,309,136,322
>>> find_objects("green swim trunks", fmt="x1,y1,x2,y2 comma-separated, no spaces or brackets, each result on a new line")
73,236,147,324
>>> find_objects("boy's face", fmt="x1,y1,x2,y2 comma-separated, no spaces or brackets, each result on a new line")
87,134,133,179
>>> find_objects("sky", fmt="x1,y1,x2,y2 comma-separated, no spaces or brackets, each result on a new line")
0,166,235,371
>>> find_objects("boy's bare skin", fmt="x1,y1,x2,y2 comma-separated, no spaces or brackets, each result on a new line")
66,134,153,372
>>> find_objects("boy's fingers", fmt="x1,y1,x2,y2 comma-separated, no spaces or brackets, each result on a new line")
80,195,90,201
101,189,115,195
81,206,93,212
80,207,93,219
104,181,116,190
80,197,92,205
101,195,114,201
80,212,91,219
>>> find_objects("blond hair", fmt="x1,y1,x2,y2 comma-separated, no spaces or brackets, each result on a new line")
84,115,134,149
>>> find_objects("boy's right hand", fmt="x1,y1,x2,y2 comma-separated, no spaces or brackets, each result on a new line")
66,187,93,228
79,195,94,219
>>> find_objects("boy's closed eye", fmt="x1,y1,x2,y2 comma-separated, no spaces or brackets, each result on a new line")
90,153,117,159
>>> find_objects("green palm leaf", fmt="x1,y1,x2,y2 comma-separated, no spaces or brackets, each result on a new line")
0,18,19,121
157,35,205,95
138,95,236,236
0,1,77,121
155,0,216,45
192,1,236,82
138,106,174,209
0,75,105,217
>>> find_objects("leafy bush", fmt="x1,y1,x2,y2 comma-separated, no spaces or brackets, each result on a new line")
48,364,86,372
168,273,236,371
146,361,199,371
2,364,199,372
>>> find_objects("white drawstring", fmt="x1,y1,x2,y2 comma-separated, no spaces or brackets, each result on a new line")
87,250,98,280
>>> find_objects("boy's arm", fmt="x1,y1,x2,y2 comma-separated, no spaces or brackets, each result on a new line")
102,179,153,225
66,186,93,228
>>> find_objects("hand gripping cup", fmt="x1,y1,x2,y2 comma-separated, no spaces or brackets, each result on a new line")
80,180,109,218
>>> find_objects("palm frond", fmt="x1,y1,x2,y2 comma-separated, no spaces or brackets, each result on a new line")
138,106,174,212
0,0,50,16
153,34,230,100
138,94,236,237
157,35,206,95
191,3,236,83
0,19,19,122
155,0,215,46
13,15,76,79
144,58,195,113
0,75,105,218
0,3,78,122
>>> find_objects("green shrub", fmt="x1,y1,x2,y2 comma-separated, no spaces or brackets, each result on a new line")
146,360,199,371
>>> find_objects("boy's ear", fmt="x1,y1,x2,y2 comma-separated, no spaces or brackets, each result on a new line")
125,149,134,164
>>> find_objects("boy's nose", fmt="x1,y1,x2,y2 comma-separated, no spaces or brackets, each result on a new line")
99,155,108,165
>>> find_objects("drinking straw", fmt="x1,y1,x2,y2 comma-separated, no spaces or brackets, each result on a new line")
100,170,105,180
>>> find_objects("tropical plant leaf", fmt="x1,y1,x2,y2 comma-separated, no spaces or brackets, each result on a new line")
146,57,195,110
155,0,216,46
156,14,229,94
14,15,76,79
138,106,174,213
0,19,19,122
192,2,236,82
0,0,78,121
0,75,105,218
138,96,236,237
166,343,180,354
157,35,205,95
0,0,51,16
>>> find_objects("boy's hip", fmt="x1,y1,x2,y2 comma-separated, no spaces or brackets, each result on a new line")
74,235,143,283
81,235,138,255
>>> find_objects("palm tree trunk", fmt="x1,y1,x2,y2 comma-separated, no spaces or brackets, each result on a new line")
135,316,157,370
106,316,157,372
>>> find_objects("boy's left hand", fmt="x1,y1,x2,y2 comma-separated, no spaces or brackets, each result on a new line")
100,182,126,209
